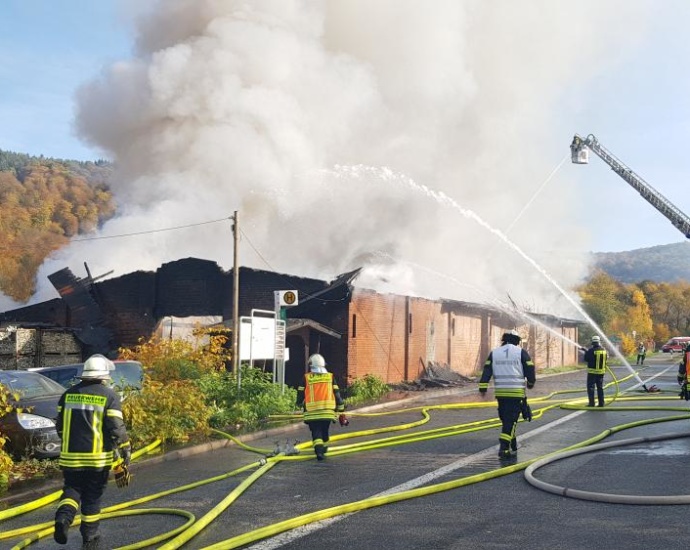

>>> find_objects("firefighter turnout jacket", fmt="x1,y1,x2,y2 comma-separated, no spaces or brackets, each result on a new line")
56,380,130,470
297,371,345,422
479,343,536,398
679,347,690,399
584,344,608,375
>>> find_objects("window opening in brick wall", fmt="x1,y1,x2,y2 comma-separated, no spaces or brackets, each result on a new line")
352,314,357,338
409,313,413,334
451,317,455,336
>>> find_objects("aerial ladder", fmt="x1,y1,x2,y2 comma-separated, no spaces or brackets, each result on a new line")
570,134,690,238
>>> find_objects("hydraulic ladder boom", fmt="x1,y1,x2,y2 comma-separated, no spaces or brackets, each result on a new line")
571,133,690,238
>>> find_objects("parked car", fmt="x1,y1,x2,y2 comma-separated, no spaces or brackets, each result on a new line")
660,337,690,353
0,370,63,459
29,360,144,396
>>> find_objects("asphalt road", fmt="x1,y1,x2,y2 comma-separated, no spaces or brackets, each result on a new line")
2,354,690,550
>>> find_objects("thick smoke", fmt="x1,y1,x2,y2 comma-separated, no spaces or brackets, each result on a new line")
21,0,655,317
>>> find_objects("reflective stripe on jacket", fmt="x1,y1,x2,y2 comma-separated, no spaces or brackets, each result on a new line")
584,345,607,374
480,344,535,398
57,381,129,470
297,372,344,422
679,350,690,382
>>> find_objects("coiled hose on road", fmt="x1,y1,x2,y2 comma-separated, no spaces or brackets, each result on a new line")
2,364,689,549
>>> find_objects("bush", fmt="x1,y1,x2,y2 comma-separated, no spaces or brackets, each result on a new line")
122,378,212,448
0,385,16,492
118,329,230,447
119,328,231,381
197,366,297,432
344,374,390,407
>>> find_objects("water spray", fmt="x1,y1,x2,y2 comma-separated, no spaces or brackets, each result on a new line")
334,165,653,390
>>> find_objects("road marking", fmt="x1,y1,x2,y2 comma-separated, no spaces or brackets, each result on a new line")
247,410,587,549
248,371,668,548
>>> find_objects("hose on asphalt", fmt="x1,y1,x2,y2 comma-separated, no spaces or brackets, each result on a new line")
2,366,687,549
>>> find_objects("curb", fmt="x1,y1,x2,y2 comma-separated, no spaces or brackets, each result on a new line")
0,386,471,507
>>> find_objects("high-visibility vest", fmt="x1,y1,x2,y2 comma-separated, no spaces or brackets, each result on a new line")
304,372,336,411
491,344,527,398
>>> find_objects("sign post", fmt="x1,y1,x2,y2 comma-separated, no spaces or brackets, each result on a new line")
274,290,299,392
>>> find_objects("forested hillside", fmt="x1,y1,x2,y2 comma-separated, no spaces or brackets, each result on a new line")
0,150,115,301
593,241,690,283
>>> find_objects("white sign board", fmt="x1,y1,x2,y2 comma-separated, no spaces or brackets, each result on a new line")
239,316,276,360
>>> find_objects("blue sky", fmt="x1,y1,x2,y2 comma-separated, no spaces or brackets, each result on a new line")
0,1,132,160
2,1,690,256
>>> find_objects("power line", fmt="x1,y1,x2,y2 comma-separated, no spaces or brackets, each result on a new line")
0,217,233,251
69,217,232,242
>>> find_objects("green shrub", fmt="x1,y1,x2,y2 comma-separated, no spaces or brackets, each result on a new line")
197,366,297,432
0,384,16,493
345,374,390,407
122,378,212,448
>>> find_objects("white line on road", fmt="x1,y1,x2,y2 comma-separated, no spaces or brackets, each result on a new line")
247,409,588,549
248,369,671,548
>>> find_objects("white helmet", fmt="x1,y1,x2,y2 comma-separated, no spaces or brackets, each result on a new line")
307,354,327,373
591,335,601,344
79,354,114,380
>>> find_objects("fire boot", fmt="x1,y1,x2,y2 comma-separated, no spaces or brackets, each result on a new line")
498,441,512,459
54,519,70,545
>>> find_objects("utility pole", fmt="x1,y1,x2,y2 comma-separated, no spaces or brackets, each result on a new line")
232,211,240,375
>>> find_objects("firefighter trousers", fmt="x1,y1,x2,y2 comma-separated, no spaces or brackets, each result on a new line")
497,397,522,452
55,469,110,542
306,419,332,458
587,373,605,407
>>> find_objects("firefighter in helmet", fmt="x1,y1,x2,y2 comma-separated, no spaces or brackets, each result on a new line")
53,354,131,549
678,342,690,400
583,335,607,407
479,330,536,459
296,353,347,461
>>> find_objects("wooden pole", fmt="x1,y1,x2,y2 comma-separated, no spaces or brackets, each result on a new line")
232,211,240,375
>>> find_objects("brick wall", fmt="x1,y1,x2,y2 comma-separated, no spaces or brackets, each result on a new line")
348,290,407,383
346,288,581,385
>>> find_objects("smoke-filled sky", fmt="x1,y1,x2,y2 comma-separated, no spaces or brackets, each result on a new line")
3,0,689,320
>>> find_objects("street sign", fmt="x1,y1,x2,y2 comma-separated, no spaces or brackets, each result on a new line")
275,290,298,308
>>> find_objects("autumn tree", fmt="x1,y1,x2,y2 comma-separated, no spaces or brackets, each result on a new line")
0,151,115,301
576,270,627,339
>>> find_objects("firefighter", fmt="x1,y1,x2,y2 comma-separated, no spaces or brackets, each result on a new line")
296,354,346,461
479,330,536,459
678,342,690,400
636,342,647,365
53,354,131,550
584,335,607,407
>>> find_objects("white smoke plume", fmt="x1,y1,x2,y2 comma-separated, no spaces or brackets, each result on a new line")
17,0,656,317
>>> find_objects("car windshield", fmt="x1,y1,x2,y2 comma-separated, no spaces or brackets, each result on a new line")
112,362,143,390
0,372,65,399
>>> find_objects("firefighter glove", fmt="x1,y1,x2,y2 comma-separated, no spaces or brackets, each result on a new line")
678,375,685,386
114,465,131,488
520,400,532,422
338,414,349,427
118,443,132,467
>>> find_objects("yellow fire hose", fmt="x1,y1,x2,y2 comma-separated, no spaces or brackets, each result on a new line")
1,366,687,549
